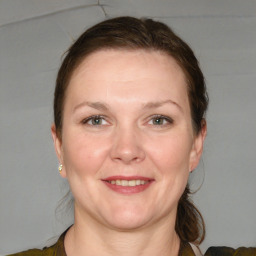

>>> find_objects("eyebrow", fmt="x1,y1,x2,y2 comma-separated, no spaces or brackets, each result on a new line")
73,101,109,112
73,99,182,112
142,99,182,112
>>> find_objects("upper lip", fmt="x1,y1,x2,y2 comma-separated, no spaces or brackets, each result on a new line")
103,176,154,181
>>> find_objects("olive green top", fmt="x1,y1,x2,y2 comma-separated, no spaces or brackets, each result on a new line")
7,228,256,256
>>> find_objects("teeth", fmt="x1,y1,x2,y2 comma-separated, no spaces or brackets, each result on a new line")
128,180,136,186
121,180,128,186
107,179,149,186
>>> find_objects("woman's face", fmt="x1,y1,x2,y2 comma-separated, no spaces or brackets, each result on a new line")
52,49,205,230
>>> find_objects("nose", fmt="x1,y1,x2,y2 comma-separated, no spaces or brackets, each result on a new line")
110,125,145,164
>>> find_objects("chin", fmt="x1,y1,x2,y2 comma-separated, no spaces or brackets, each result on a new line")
102,206,151,231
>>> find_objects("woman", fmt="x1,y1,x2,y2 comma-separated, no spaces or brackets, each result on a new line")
8,17,255,256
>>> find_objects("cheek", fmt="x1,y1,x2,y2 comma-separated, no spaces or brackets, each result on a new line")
62,131,110,177
147,133,193,174
144,133,192,212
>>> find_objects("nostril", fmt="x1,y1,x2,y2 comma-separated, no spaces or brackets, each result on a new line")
110,131,146,163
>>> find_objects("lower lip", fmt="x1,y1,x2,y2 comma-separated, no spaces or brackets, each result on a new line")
103,181,153,195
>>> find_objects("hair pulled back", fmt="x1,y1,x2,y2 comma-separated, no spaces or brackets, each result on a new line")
54,16,208,244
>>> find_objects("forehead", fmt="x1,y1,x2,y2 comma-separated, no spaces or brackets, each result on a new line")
71,49,185,82
66,49,189,109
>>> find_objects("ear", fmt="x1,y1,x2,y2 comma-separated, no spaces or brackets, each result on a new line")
51,124,67,178
189,120,207,172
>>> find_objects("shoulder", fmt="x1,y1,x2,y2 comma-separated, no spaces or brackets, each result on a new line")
204,246,256,256
6,227,69,256
6,246,56,256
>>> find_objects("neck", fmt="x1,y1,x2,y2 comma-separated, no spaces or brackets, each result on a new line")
64,207,181,256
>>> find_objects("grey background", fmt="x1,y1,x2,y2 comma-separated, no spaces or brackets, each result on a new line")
1,0,256,254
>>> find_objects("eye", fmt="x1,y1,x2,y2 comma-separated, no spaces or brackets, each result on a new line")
82,115,108,126
148,115,173,126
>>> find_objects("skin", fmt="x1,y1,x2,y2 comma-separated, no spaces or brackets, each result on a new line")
51,49,206,256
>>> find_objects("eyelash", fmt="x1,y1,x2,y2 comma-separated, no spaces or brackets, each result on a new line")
148,115,173,126
81,114,173,127
82,115,107,126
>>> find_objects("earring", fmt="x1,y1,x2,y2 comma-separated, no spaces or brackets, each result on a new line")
58,164,63,173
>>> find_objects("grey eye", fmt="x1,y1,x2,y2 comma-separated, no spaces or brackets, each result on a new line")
152,117,165,125
82,115,108,126
90,117,103,125
149,115,173,126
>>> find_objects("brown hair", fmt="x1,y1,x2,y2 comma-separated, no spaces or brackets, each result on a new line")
54,16,208,244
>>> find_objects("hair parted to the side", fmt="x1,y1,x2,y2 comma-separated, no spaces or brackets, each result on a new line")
54,16,208,244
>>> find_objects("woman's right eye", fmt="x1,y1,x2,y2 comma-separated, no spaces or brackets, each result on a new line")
82,115,108,126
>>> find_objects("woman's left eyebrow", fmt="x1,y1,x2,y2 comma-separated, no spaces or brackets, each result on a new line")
142,100,183,112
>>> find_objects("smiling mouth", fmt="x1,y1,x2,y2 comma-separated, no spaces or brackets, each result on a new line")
105,179,150,186
102,176,154,194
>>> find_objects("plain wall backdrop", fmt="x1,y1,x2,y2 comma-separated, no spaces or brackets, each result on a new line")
1,0,256,254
